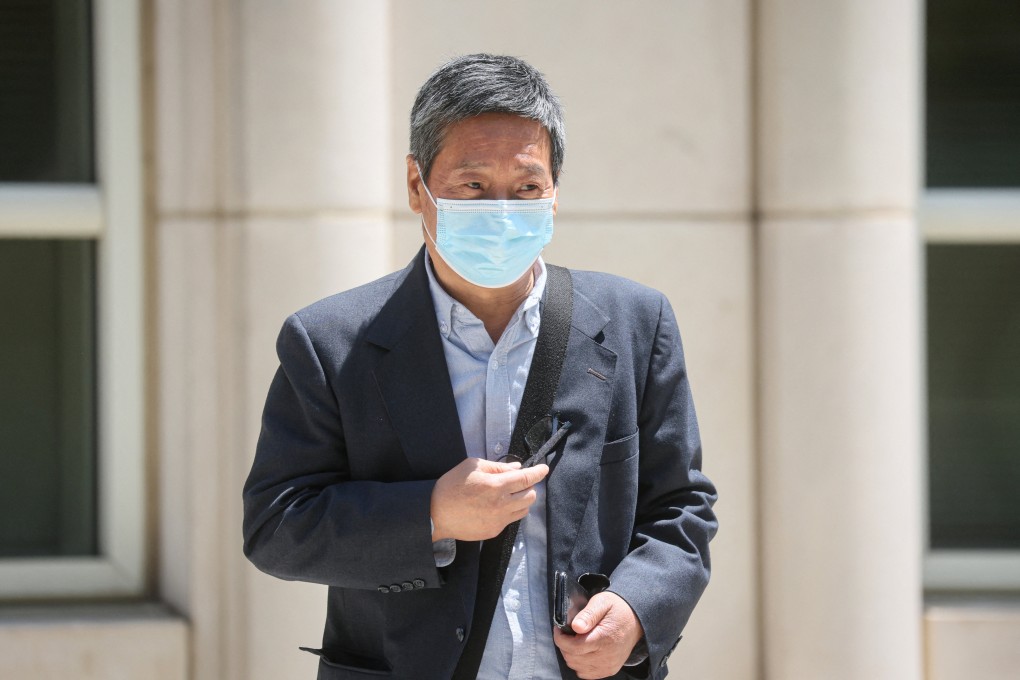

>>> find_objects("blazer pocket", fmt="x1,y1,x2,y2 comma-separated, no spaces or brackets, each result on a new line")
300,646,392,676
600,430,639,466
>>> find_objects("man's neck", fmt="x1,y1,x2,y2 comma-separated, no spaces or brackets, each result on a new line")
431,259,538,344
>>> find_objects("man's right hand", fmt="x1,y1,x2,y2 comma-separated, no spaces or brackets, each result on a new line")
430,458,550,542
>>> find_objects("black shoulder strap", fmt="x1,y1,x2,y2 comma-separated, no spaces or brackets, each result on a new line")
509,263,573,459
452,264,573,680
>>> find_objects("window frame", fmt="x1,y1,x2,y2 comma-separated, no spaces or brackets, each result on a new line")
0,0,145,598
922,187,1020,591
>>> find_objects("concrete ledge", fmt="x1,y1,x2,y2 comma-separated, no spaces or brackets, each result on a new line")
0,604,188,680
926,604,1020,680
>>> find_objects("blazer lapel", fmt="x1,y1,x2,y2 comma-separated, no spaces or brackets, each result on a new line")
546,286,617,573
367,250,467,479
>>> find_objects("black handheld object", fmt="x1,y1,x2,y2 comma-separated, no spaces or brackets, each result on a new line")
553,571,611,634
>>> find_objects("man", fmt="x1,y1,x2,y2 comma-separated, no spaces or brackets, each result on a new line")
243,54,717,680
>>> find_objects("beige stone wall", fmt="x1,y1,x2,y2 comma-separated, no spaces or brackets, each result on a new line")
0,606,187,680
926,607,1020,680
6,1,1020,680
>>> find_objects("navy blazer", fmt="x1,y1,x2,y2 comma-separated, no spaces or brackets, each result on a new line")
242,249,718,680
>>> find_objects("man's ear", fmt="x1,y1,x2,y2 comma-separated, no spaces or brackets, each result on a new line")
406,154,423,214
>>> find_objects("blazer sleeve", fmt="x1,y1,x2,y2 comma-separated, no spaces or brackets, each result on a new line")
241,313,442,590
607,294,719,675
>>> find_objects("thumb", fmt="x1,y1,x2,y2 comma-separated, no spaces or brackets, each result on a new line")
571,593,611,635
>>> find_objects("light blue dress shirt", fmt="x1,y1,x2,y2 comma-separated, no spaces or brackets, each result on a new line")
425,253,563,680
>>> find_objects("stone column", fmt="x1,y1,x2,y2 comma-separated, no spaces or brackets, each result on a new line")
756,1,924,679
234,4,392,680
155,2,392,679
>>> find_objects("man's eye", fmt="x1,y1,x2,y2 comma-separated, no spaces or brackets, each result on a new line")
520,184,539,192
466,182,482,190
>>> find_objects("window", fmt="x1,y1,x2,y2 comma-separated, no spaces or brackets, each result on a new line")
0,240,97,558
0,0,144,598
925,0,1020,188
923,0,1020,590
0,0,94,183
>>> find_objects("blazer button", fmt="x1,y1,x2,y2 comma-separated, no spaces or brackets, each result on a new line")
456,627,466,643
400,581,414,591
377,586,389,594
412,579,425,589
388,584,401,593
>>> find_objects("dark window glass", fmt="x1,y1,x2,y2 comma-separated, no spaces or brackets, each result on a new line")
0,240,97,557
0,0,93,182
928,244,1020,549
926,0,1020,187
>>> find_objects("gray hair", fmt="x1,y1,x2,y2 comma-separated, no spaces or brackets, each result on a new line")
409,54,566,183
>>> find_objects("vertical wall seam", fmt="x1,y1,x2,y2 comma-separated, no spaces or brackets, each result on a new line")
749,0,766,678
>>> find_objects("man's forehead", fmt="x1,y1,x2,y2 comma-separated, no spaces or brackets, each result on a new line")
432,114,554,172
449,159,550,175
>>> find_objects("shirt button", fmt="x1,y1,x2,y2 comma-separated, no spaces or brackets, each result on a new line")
439,321,449,334
490,360,498,371
456,627,466,643
494,443,503,455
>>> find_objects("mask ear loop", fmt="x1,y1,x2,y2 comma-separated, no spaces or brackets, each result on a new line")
414,160,438,208
415,160,441,248
421,216,440,249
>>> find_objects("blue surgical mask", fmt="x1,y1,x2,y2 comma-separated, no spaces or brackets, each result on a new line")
416,162,555,289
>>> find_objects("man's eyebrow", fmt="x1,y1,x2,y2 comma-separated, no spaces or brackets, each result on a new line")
517,162,550,177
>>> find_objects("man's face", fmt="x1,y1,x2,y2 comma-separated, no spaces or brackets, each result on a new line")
406,112,558,290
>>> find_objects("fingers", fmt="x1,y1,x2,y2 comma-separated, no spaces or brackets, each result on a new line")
503,463,549,492
553,592,643,679
571,593,611,636
429,458,548,542
466,458,547,491
553,627,608,680
553,626,594,655
493,464,548,515
505,487,539,516
474,458,522,473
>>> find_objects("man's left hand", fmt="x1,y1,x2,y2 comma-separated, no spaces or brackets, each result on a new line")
552,591,644,679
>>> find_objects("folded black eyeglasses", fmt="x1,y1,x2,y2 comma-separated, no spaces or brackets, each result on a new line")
498,413,571,469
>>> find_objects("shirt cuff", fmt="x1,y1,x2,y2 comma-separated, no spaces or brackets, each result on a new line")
623,637,649,666
432,538,456,567
430,517,456,567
